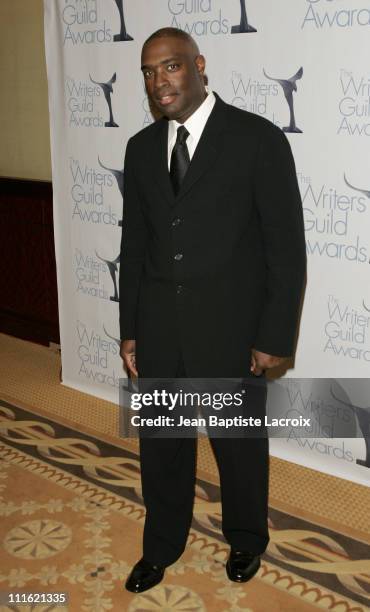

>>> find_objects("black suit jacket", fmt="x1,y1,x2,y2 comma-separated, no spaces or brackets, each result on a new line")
119,93,306,377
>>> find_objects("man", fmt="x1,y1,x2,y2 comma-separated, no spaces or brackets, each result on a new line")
119,27,306,593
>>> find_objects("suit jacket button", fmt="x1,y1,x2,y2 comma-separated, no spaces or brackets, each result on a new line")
174,253,183,261
172,218,181,227
177,285,183,294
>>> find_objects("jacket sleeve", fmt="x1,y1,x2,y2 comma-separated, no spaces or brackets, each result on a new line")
119,137,148,340
253,125,307,357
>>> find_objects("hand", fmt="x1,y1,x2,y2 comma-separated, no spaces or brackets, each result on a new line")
250,348,287,376
120,339,138,377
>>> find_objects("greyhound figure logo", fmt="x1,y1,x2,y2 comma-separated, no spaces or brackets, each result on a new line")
344,174,370,201
89,73,119,127
111,0,133,41
331,384,370,469
98,157,124,226
344,174,370,263
103,325,121,347
231,0,257,33
263,67,303,133
95,251,120,301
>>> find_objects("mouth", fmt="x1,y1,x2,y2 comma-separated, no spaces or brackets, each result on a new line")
156,93,178,106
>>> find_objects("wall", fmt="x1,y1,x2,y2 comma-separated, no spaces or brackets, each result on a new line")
0,0,51,180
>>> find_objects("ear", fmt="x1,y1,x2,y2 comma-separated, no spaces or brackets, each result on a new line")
195,54,206,76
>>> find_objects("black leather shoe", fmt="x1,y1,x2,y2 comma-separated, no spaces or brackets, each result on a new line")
125,558,165,593
226,549,261,583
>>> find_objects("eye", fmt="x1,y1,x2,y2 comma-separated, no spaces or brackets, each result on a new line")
143,70,153,79
167,63,180,72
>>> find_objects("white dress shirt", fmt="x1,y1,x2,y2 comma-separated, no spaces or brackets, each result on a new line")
167,89,216,170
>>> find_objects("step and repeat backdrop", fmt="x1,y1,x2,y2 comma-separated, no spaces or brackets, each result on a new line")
43,0,370,486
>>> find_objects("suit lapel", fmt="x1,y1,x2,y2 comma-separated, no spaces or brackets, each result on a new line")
176,94,228,203
150,118,175,207
149,93,228,208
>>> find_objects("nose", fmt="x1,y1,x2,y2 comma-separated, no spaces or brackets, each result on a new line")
153,67,170,92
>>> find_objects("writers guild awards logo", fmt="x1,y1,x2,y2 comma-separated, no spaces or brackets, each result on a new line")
344,174,370,202
111,0,133,41
103,325,121,347
344,174,370,264
95,251,120,301
98,157,123,226
263,67,303,133
331,384,370,469
231,0,257,33
89,72,118,127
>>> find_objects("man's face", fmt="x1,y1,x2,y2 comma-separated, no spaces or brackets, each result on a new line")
141,36,206,123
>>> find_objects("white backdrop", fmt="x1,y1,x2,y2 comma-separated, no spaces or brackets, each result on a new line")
43,0,370,486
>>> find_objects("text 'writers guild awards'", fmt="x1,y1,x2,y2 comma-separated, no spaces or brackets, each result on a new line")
231,0,257,34
98,156,124,226
344,174,370,264
90,72,119,127
263,67,303,133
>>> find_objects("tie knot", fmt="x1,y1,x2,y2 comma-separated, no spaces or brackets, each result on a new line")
176,125,189,145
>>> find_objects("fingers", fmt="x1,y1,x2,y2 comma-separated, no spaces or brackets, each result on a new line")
125,355,138,377
122,351,138,377
250,352,263,375
251,362,264,376
120,340,138,377
251,348,288,375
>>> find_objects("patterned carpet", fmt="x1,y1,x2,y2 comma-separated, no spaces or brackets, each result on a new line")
0,333,369,611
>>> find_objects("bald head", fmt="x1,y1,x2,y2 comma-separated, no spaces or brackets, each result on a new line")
143,27,200,56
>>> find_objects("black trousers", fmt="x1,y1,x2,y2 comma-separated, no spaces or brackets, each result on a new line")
138,352,270,567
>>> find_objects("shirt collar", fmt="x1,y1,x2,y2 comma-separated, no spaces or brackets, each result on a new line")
169,89,216,142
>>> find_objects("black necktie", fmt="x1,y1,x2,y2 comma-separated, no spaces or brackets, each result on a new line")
170,125,190,196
